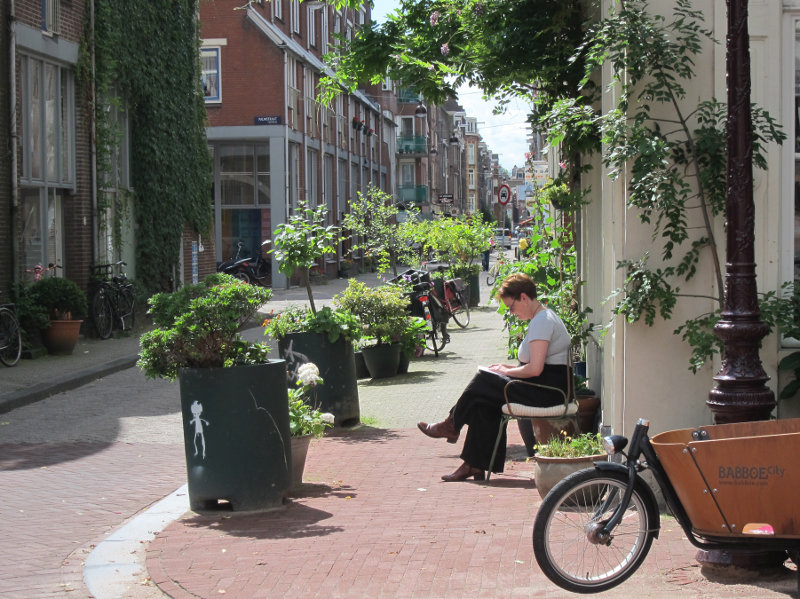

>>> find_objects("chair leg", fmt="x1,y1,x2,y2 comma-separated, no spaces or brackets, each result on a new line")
487,415,510,481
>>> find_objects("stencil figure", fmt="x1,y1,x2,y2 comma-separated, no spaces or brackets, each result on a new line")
283,338,310,384
189,400,210,459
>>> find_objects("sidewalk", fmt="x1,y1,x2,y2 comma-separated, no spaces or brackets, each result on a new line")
1,270,797,598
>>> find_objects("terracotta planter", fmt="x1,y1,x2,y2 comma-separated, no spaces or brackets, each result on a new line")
533,454,607,498
290,434,312,491
40,319,83,355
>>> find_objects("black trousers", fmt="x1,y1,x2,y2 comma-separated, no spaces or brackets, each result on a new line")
450,364,569,473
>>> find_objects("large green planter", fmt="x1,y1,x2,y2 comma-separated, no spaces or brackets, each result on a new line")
278,332,360,427
179,361,290,512
361,343,401,379
465,271,480,307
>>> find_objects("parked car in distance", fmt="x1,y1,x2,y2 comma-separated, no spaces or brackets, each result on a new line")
494,228,513,249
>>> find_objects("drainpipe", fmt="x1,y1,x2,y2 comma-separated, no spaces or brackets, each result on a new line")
89,0,98,264
280,43,289,288
9,0,18,283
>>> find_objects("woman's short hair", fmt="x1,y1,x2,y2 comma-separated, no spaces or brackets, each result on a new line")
498,272,538,300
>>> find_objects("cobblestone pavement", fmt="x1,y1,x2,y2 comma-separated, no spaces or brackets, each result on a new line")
1,265,797,598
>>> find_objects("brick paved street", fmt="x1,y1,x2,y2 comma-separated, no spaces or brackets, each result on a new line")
1,267,798,598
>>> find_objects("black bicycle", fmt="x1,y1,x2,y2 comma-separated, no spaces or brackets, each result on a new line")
90,261,135,339
0,292,22,367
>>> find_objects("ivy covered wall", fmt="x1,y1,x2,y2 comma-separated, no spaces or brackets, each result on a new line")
89,0,212,292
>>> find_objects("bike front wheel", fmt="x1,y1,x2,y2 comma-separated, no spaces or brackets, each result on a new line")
486,269,497,286
0,308,22,367
451,291,471,328
533,468,657,594
118,286,136,332
91,291,113,339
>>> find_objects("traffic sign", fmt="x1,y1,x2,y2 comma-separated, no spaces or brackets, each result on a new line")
498,184,511,205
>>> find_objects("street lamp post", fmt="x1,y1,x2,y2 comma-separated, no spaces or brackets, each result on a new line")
707,0,775,424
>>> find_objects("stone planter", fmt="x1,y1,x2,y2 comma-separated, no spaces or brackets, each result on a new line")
179,361,290,512
533,454,607,498
40,319,83,355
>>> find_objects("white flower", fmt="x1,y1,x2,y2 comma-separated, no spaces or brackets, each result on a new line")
321,413,335,424
297,362,322,386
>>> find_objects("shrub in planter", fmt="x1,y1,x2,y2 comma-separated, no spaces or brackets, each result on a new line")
27,277,88,355
138,274,290,512
264,305,362,426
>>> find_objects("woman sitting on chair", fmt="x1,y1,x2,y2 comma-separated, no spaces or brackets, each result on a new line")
418,272,571,481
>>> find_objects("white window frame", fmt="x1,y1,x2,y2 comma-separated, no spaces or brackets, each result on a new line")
273,0,283,20
200,47,222,103
42,0,60,35
308,5,317,46
291,0,301,34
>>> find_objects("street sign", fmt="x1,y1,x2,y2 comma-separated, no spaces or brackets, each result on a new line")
498,184,511,205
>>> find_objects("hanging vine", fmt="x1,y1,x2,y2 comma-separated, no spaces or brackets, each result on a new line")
79,0,212,292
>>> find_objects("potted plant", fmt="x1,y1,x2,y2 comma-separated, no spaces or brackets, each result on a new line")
269,202,338,314
264,305,362,427
138,273,290,512
398,316,427,374
333,280,409,378
287,362,334,491
532,431,606,498
27,277,88,355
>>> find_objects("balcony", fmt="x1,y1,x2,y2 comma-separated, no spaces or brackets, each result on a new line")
397,185,429,205
396,135,428,156
396,88,420,103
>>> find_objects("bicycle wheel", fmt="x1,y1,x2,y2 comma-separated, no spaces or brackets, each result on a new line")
486,268,497,286
91,290,113,339
234,269,251,284
0,308,22,367
533,469,657,594
118,286,136,332
425,318,448,354
451,291,471,328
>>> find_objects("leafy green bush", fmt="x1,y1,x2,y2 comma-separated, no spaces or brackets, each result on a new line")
263,305,361,345
28,277,88,321
138,274,272,380
333,280,409,345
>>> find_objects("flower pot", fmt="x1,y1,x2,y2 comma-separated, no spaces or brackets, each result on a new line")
179,361,291,512
397,350,410,374
290,434,312,491
533,454,607,498
466,271,480,307
40,319,83,355
279,332,360,427
361,343,401,379
354,350,370,379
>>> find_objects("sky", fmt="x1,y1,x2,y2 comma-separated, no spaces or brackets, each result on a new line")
369,0,531,172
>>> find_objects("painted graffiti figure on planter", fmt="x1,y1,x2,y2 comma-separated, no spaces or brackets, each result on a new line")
189,400,210,459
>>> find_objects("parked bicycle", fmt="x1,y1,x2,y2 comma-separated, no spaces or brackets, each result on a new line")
89,261,135,339
0,292,22,367
486,253,507,286
533,417,800,594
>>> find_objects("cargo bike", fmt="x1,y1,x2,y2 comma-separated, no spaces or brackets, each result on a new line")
533,417,800,594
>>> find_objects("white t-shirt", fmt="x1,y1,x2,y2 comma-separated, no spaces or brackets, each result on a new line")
517,308,570,365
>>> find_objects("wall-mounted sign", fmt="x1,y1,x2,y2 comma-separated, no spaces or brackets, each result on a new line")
254,115,281,125
438,193,454,204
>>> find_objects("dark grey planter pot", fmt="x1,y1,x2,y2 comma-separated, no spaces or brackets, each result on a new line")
278,332,360,427
179,361,290,512
362,343,401,379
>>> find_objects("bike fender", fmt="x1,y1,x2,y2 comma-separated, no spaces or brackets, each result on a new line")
595,461,662,538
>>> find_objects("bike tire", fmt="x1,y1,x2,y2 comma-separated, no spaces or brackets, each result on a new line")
451,291,471,328
91,290,113,339
486,269,497,286
0,308,22,367
118,286,136,332
533,468,656,594
425,319,448,354
234,269,252,284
